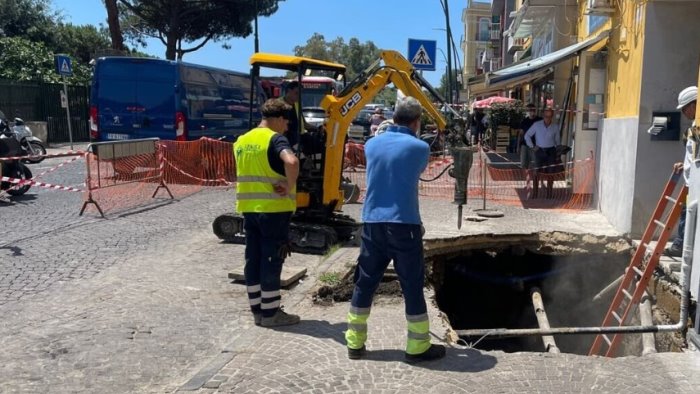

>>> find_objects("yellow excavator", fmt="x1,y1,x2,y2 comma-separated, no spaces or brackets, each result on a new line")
213,50,470,254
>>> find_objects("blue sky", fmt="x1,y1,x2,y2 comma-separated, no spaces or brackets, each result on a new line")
51,0,470,87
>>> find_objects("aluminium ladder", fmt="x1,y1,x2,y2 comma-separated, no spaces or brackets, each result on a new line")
589,171,688,357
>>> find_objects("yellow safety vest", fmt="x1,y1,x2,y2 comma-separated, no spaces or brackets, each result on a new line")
234,127,296,213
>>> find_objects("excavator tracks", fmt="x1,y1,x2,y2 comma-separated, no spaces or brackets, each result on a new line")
212,213,360,255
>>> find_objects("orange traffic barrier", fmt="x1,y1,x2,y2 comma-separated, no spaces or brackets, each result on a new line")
342,148,595,210
80,138,173,217
79,138,594,217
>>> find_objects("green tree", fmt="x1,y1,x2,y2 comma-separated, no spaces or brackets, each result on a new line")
292,34,381,80
292,33,397,106
53,24,112,64
0,36,91,84
0,0,59,44
117,0,284,60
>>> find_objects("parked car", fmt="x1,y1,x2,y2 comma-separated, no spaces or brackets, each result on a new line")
347,109,374,141
302,107,327,131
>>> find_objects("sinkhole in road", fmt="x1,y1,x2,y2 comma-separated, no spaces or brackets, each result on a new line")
430,234,635,355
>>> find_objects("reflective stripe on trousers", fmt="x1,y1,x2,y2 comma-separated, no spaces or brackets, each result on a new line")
345,306,370,350
406,313,430,355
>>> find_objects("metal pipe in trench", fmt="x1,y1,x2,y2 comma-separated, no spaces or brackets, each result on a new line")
530,287,560,353
455,201,696,340
639,294,657,355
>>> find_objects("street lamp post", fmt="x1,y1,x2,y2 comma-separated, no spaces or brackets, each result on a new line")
437,47,450,100
441,0,453,104
254,0,259,53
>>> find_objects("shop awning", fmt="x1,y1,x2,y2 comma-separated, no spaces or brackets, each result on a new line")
468,30,610,97
488,30,610,85
468,66,552,97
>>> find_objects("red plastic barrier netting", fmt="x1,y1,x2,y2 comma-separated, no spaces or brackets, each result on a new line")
159,138,236,187
342,148,596,210
82,138,237,216
83,149,167,215
81,139,595,216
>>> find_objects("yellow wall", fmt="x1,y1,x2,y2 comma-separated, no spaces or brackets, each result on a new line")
577,0,646,118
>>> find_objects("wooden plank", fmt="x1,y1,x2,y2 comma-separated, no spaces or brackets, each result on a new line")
228,266,308,288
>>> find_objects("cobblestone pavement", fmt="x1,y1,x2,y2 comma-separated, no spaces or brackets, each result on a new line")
1,146,699,393
201,300,700,394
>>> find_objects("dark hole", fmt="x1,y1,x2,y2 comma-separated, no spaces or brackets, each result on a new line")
435,248,629,354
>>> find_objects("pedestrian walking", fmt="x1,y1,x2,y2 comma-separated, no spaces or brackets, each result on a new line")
345,96,446,363
234,98,300,327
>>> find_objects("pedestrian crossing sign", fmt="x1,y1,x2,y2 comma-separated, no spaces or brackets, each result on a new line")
54,54,73,77
407,39,436,71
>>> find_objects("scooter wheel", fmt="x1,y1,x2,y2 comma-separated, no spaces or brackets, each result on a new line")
25,142,47,164
5,165,32,196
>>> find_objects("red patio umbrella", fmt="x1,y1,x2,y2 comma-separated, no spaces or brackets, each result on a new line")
472,96,514,109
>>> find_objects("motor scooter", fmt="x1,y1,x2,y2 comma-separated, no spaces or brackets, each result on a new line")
0,110,46,164
0,129,33,196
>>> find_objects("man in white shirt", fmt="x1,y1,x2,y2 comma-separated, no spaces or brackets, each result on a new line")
524,108,560,198
666,86,697,257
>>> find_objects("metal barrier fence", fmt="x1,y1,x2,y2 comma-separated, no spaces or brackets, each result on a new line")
80,138,172,217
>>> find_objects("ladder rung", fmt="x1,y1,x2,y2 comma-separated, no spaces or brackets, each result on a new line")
622,288,634,300
653,219,666,228
632,266,644,277
665,195,677,204
612,311,623,324
602,334,612,345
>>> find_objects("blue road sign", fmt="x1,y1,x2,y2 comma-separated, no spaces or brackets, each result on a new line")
54,54,73,77
407,39,437,71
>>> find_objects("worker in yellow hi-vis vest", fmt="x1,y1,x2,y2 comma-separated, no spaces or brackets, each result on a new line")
234,99,300,327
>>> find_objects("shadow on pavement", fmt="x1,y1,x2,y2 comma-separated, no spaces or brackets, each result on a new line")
356,347,497,372
268,319,498,372
269,319,347,346
8,194,38,203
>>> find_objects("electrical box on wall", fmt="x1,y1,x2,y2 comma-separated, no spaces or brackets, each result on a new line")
649,111,681,141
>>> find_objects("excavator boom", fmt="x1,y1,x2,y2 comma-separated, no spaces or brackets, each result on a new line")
320,50,459,209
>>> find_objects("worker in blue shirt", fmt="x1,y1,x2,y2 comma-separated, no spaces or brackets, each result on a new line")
345,96,446,363
524,108,560,198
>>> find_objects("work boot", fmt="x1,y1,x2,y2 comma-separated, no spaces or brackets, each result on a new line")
253,313,262,326
260,309,300,327
347,345,366,360
664,243,683,258
405,344,446,364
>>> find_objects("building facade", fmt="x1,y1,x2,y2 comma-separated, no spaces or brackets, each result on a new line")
461,0,493,82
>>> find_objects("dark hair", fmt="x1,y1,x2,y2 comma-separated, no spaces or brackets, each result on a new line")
286,81,300,91
526,103,536,109
261,99,292,119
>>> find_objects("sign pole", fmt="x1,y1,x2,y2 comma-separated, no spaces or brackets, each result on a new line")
62,76,74,150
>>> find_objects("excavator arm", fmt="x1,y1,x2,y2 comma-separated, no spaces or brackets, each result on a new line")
319,49,461,208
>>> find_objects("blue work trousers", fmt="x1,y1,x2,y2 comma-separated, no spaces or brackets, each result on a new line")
243,212,292,318
673,205,686,248
351,223,427,316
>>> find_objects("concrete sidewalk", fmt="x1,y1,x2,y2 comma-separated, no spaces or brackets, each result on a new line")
188,248,700,393
181,201,700,393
